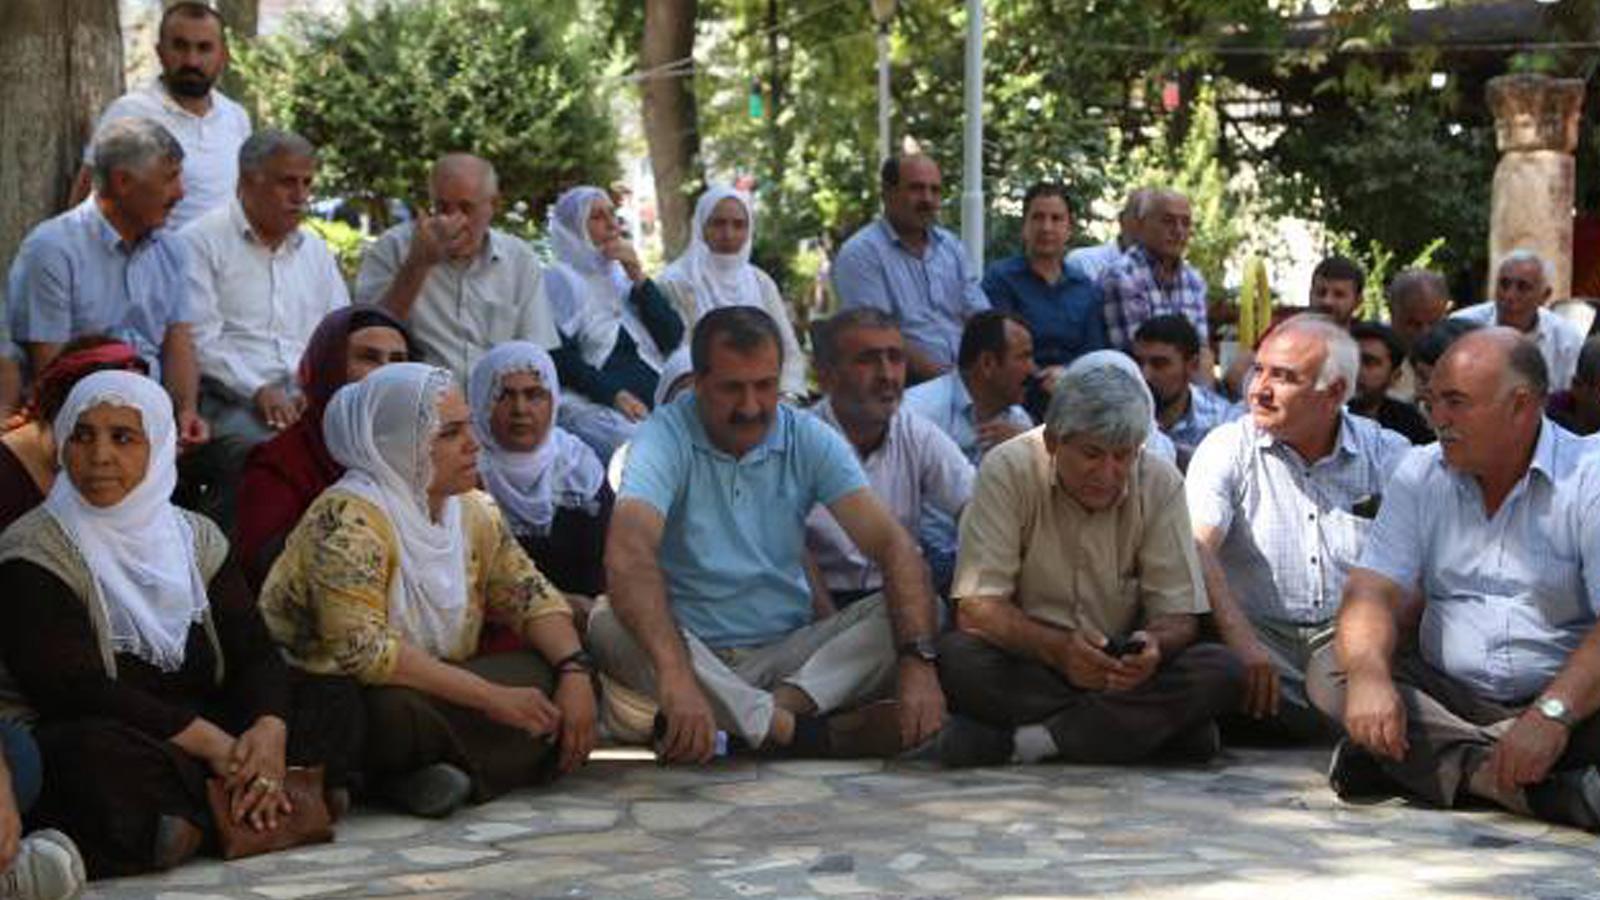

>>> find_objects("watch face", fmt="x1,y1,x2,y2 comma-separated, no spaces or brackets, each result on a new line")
1540,697,1569,720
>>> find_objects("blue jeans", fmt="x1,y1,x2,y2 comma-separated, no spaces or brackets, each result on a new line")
0,720,41,813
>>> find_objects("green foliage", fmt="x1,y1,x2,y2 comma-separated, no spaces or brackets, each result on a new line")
235,0,620,228
1327,234,1446,322
303,216,369,282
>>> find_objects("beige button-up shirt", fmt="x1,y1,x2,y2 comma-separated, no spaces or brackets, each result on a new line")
952,427,1208,637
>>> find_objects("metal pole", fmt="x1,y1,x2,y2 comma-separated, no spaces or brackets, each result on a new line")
876,23,892,162
960,0,984,270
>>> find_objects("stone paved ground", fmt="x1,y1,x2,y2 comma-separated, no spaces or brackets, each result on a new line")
88,747,1600,899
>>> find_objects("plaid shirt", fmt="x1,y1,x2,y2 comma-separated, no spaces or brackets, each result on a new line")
1100,244,1208,351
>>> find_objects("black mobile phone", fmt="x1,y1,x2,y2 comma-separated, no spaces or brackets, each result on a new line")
1103,635,1146,658
1351,494,1382,520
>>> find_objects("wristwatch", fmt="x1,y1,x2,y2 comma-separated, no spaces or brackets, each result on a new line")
897,636,939,664
1536,696,1574,727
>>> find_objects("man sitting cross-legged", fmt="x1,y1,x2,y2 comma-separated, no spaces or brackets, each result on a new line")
1310,328,1600,831
921,351,1244,766
589,307,946,762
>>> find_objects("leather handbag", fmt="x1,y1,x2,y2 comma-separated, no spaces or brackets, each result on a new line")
205,765,335,860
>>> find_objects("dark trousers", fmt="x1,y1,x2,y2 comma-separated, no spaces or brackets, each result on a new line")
936,632,1244,764
0,720,41,813
26,672,362,879
1308,648,1600,807
362,652,562,803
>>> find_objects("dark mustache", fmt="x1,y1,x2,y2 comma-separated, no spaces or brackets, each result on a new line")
728,410,771,427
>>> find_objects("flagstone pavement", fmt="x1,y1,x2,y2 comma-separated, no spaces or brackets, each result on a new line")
88,746,1600,899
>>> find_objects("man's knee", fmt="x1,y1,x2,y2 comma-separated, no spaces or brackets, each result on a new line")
1169,643,1247,708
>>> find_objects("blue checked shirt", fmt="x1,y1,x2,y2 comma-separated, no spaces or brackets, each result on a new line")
1358,421,1600,703
1100,244,1208,352
1187,410,1410,625
1165,384,1240,464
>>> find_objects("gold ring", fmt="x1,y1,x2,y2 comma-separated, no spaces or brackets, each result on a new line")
252,775,282,792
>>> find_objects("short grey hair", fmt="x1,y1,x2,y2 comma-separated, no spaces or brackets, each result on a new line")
1269,315,1359,403
1134,188,1186,221
1386,268,1449,314
430,153,499,200
1498,248,1555,289
90,117,183,193
1043,357,1152,447
239,129,315,175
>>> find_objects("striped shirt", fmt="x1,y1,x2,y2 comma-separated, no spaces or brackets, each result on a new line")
1100,244,1208,351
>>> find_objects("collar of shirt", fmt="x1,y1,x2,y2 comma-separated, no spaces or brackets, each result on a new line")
1252,408,1364,466
683,395,793,464
1435,416,1567,494
81,198,156,256
813,397,901,463
146,78,219,122
229,198,305,253
874,217,949,256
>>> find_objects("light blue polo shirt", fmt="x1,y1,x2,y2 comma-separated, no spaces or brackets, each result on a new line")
620,394,869,648
7,199,191,379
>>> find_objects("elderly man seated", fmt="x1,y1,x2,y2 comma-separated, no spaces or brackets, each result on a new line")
1188,316,1410,740
922,353,1243,767
589,307,945,762
1310,329,1600,831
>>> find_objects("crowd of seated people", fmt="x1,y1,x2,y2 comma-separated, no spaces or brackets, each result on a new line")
1,8,1598,892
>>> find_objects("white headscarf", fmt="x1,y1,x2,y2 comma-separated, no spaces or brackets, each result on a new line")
323,362,472,658
1061,350,1178,464
45,371,207,673
546,186,666,374
660,185,764,318
468,342,605,537
652,347,695,408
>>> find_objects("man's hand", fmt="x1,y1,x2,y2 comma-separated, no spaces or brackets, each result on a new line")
656,672,717,764
1104,630,1161,693
895,658,946,749
480,684,562,738
1489,711,1570,794
604,240,645,283
0,787,19,874
1344,669,1408,761
254,384,305,431
977,419,1029,451
1035,365,1067,395
408,213,468,267
1048,628,1119,691
1234,636,1281,719
614,390,650,422
553,673,599,774
177,408,210,449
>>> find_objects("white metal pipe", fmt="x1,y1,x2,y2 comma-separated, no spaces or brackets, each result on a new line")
876,24,892,163
960,0,985,270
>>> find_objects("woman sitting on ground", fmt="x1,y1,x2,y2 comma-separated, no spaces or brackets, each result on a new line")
0,336,147,533
234,306,414,591
260,363,597,819
0,371,358,879
468,342,611,600
545,186,685,460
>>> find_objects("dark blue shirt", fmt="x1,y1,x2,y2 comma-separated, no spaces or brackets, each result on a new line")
981,255,1108,368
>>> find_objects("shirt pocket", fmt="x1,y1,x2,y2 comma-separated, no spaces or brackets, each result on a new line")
1321,507,1373,582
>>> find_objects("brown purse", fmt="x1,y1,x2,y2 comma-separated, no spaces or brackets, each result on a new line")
205,766,335,860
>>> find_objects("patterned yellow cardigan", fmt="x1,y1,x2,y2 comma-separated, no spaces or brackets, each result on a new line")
260,489,570,684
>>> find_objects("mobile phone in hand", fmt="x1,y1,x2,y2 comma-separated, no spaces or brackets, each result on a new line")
1102,635,1147,658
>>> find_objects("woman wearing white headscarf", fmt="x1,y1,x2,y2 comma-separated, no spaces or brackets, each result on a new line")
0,371,357,878
1060,350,1178,465
260,363,596,819
468,343,610,598
545,186,685,461
657,185,806,397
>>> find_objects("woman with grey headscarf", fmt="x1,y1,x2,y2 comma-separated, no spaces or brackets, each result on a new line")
544,186,685,461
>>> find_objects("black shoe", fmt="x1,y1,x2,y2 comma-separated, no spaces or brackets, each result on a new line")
1328,738,1397,801
902,715,1014,768
386,763,472,818
1526,765,1600,832
1157,721,1222,764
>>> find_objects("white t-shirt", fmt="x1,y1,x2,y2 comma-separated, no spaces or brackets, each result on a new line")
87,80,252,231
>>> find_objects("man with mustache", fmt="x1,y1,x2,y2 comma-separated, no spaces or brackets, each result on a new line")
1450,250,1583,392
1311,329,1600,833
591,307,946,762
8,118,207,450
1187,316,1409,741
832,154,990,385
71,0,251,231
1100,189,1208,353
803,309,973,610
175,129,349,533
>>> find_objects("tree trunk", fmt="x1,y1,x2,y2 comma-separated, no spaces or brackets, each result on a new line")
640,0,701,258
0,0,123,286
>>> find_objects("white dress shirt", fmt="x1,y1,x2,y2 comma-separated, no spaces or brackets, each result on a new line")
355,224,557,383
181,200,350,400
88,81,252,231
804,401,974,593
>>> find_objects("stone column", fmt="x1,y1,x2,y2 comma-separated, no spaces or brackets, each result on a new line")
1486,74,1586,300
